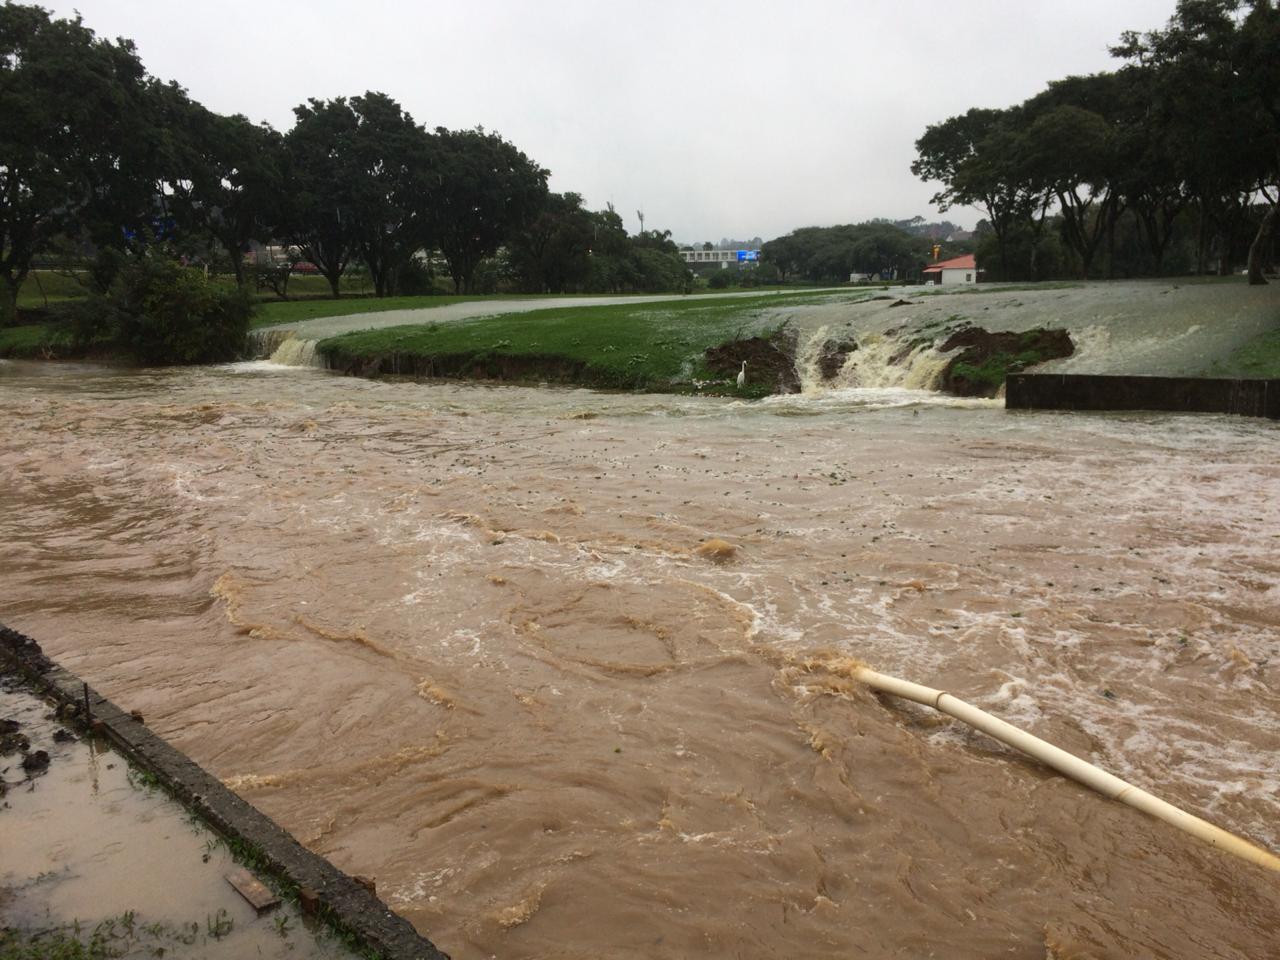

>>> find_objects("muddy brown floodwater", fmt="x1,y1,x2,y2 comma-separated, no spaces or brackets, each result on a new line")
1,358,1277,959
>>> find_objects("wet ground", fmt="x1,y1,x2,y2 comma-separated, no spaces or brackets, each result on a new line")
1,354,1277,959
0,676,358,959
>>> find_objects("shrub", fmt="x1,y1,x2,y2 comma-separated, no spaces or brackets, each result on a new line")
72,257,253,364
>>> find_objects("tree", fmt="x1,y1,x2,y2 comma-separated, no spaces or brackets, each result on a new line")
0,4,154,321
280,98,362,298
912,108,1045,279
162,99,285,287
346,93,436,298
508,191,595,292
1113,0,1280,281
762,223,928,284
427,127,548,293
1021,102,1121,280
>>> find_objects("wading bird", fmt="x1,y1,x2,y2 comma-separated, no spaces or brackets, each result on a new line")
737,361,747,389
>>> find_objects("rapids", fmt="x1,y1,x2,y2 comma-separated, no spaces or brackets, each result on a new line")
1,358,1277,959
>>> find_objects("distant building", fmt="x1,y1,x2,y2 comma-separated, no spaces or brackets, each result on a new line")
680,249,759,269
922,254,979,285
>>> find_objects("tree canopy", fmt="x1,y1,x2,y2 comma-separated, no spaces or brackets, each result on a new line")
0,4,156,319
0,2,695,321
912,0,1280,283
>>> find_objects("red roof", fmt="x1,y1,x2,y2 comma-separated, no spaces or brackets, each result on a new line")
923,254,977,272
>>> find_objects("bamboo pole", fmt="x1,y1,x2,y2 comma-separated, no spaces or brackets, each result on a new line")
851,666,1280,873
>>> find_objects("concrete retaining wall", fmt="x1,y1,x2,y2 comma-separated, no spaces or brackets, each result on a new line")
1006,374,1280,419
0,624,449,960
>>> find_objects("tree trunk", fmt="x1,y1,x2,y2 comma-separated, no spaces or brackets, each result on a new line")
226,241,246,287
325,270,342,299
1195,203,1209,275
1217,229,1233,275
1246,204,1276,285
994,226,1009,282
1,275,19,327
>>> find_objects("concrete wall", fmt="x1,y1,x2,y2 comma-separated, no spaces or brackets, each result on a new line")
1006,374,1280,419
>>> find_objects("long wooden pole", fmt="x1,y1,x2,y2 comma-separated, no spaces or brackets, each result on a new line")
852,666,1280,873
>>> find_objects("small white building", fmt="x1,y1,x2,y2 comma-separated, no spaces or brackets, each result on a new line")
922,254,979,285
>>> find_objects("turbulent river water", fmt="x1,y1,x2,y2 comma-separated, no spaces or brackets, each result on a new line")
1,357,1277,959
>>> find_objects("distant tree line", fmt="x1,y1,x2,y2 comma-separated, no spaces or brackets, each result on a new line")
0,3,690,325
760,220,948,284
912,0,1279,284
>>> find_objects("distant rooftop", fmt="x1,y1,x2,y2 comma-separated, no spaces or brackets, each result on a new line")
923,254,976,272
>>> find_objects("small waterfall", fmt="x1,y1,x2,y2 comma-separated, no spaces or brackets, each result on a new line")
247,328,293,359
796,327,957,393
267,334,325,368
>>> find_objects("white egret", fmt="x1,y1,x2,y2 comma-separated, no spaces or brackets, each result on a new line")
736,361,747,389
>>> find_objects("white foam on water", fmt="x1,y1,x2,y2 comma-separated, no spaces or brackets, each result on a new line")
219,359,325,373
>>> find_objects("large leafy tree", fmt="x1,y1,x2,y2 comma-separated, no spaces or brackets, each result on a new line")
1021,100,1121,280
161,94,285,286
281,93,439,299
912,108,1045,279
0,4,155,321
508,191,595,293
280,98,362,299
428,127,548,293
1113,0,1279,281
345,92,436,298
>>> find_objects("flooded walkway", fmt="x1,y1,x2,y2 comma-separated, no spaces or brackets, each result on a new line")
0,676,358,959
1,359,1277,958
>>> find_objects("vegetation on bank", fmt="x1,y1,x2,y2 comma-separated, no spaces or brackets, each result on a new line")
1204,326,1280,379
316,291,867,396
1,261,251,364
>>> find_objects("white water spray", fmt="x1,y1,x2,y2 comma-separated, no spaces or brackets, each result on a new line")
795,327,958,394
268,335,324,368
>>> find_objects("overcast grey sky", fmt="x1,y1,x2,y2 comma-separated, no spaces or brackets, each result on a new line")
50,1,1176,243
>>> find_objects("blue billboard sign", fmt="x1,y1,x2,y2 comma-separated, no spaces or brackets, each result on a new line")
737,250,759,262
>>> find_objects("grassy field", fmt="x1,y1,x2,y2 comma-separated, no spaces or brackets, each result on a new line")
1203,326,1280,378
0,322,78,356
316,290,866,395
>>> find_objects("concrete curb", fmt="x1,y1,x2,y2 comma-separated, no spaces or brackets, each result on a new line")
1006,374,1280,419
0,624,449,960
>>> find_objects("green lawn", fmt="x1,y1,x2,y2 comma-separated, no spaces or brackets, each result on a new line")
0,322,74,356
6,269,94,308
1203,326,1280,378
317,290,870,395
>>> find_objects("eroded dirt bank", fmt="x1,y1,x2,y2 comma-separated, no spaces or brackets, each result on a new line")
1,360,1277,959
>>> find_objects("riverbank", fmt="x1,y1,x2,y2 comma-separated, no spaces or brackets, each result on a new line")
312,292,862,397
8,280,1280,400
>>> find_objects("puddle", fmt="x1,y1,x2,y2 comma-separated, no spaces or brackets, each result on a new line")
0,676,357,959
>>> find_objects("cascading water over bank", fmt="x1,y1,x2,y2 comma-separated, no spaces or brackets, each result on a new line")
793,325,958,394
250,330,326,367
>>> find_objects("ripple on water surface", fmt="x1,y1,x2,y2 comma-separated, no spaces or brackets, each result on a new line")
0,359,1277,959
